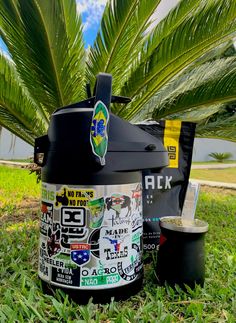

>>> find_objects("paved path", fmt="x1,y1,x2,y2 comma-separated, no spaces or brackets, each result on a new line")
1,160,235,189
191,179,236,189
1,160,235,169
192,163,236,169
0,160,30,167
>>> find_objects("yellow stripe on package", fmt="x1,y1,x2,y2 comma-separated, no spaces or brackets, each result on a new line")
164,120,181,168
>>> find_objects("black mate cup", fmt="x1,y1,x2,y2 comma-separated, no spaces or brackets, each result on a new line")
157,216,209,289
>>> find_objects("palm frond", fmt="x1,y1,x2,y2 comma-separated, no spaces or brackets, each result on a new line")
86,0,161,92
145,0,202,57
0,51,47,144
118,0,236,120
148,57,236,119
0,0,235,144
0,0,85,114
161,105,223,123
128,57,236,123
193,41,235,66
196,114,236,142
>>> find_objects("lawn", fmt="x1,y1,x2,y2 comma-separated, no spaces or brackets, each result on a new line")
190,168,236,183
0,165,40,216
0,165,236,322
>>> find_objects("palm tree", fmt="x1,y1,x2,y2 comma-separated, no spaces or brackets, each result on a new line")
0,0,236,146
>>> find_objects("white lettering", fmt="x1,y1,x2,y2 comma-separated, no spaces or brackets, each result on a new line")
144,175,172,190
157,176,162,189
165,176,172,189
145,176,155,189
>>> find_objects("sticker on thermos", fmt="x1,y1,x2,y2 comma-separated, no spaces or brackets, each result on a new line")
38,182,143,289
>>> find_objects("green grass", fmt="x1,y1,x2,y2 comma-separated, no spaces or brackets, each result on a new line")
190,168,236,183
0,165,40,214
0,166,236,322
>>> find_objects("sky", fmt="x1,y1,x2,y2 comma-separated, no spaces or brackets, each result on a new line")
0,0,107,53
77,0,107,46
77,0,179,46
0,0,179,53
0,37,9,54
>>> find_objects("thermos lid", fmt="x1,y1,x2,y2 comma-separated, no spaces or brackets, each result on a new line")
35,73,169,174
159,216,209,233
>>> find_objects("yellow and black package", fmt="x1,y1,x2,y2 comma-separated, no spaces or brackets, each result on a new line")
137,120,196,251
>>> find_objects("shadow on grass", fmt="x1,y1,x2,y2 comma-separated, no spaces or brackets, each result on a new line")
0,197,40,227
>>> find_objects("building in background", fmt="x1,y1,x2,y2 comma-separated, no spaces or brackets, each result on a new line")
0,127,236,162
192,138,236,161
0,128,33,160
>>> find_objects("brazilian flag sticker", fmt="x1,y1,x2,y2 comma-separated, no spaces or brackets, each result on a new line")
90,100,109,165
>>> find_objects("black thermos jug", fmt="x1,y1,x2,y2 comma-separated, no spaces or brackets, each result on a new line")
34,73,168,303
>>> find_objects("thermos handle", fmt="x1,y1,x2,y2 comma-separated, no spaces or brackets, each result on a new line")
94,73,112,109
34,135,49,166
89,73,112,166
